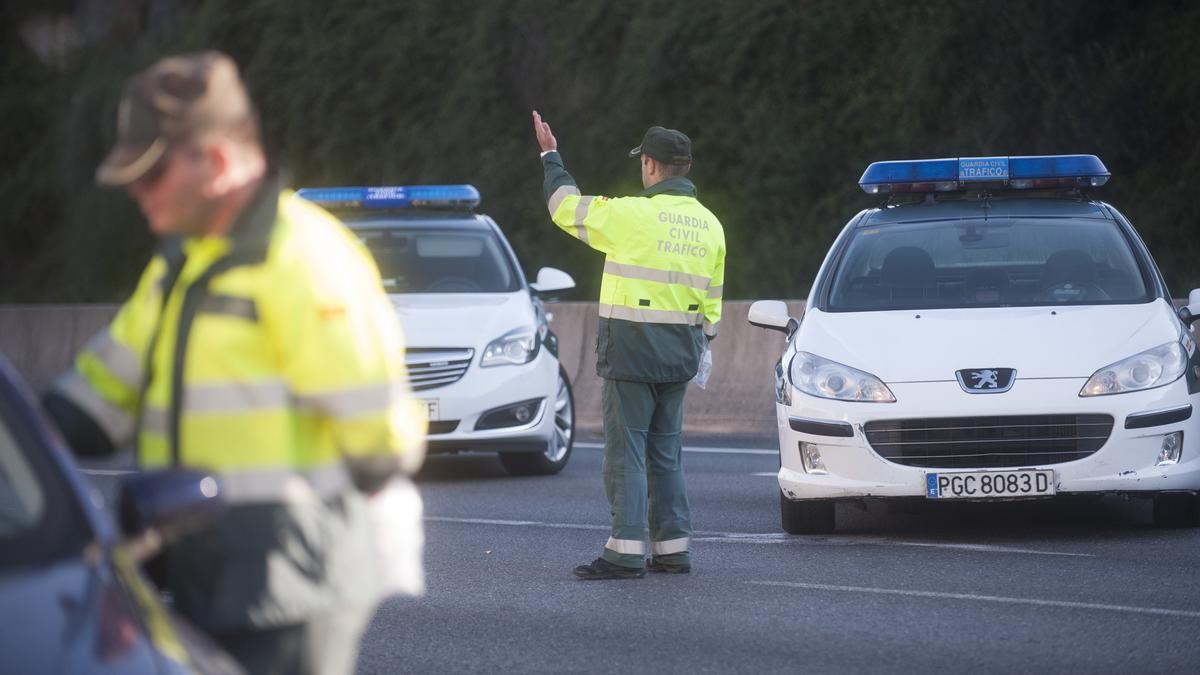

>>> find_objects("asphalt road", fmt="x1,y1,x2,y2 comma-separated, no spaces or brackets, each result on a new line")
356,440,1200,674
80,439,1200,674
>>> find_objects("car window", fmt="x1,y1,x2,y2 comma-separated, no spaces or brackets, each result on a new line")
0,421,44,538
356,228,520,293
827,217,1151,311
0,378,90,569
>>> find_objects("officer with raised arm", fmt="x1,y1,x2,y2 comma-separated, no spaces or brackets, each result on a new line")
531,111,726,579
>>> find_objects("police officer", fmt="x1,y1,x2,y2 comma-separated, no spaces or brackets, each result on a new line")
44,52,426,674
531,112,726,579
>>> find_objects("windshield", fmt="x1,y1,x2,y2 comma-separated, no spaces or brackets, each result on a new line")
826,217,1151,311
356,227,520,294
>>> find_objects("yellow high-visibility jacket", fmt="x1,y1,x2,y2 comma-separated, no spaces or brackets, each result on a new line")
45,178,426,631
542,151,725,382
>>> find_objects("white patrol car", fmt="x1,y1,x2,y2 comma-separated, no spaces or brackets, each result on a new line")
298,185,578,475
748,155,1200,533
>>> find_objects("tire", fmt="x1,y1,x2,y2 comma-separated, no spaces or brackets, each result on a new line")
1152,492,1200,528
780,492,835,535
499,366,575,476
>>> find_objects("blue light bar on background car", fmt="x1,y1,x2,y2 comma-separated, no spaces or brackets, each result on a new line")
296,184,481,209
858,155,1110,194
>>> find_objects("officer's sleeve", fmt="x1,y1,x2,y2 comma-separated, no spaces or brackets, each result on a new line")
541,151,617,254
703,242,725,340
266,210,427,491
43,257,165,457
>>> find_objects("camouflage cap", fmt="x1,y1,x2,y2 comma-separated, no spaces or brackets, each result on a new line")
96,51,255,186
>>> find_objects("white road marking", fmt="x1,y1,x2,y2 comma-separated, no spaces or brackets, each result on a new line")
843,537,1090,557
425,516,1090,557
576,442,776,456
751,472,776,477
747,580,1200,619
426,516,608,532
82,469,135,476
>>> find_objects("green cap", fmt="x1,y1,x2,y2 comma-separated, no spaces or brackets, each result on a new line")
96,51,256,187
628,126,692,165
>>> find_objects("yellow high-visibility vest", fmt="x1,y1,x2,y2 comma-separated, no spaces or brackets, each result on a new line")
56,187,426,503
542,153,726,382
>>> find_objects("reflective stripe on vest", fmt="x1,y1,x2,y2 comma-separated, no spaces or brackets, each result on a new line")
294,381,406,419
217,462,353,505
572,196,594,245
548,185,580,218
84,331,143,390
178,379,404,420
185,379,290,413
201,294,258,321
599,303,704,326
141,405,169,437
603,261,711,291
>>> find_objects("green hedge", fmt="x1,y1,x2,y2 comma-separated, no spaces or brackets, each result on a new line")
3,0,1198,301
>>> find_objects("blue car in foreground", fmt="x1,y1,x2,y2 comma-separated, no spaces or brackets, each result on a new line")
0,354,242,675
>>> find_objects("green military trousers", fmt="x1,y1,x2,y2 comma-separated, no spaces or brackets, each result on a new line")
600,378,693,568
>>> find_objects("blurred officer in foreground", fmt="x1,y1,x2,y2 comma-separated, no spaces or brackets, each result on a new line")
531,111,726,579
43,51,427,674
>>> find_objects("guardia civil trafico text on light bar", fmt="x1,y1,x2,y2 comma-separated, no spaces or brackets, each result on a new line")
858,155,1110,194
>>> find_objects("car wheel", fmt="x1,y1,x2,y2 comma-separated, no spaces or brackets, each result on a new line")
1152,492,1200,528
780,492,835,535
499,366,575,476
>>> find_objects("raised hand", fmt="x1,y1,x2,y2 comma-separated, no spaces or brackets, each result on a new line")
532,110,558,153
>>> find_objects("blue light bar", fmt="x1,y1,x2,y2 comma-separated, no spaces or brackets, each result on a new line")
297,184,481,209
858,155,1109,194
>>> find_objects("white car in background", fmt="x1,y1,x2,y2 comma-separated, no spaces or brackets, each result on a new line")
749,155,1200,533
298,185,577,475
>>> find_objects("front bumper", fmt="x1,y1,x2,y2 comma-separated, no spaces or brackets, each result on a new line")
776,377,1200,500
416,348,559,454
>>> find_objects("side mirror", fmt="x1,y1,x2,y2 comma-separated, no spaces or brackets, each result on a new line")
530,267,576,297
118,470,224,544
1181,289,1200,326
748,300,800,338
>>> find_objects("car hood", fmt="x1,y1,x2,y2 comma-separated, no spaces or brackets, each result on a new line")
797,299,1181,382
389,292,536,349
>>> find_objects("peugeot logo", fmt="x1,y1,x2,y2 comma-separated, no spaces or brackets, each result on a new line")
955,368,1016,394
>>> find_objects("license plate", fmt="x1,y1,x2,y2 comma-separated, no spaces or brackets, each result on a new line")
925,469,1055,500
423,399,440,421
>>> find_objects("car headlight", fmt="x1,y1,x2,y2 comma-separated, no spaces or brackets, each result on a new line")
480,327,542,367
1079,341,1189,397
789,351,895,403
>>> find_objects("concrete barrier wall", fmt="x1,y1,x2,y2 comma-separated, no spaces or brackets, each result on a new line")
549,300,803,442
0,301,802,441
0,305,120,394
3,300,1192,442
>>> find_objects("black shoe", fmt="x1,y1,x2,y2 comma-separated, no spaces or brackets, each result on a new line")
646,557,691,574
573,557,645,580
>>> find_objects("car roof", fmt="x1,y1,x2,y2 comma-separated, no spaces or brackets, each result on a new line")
340,211,495,232
861,196,1113,226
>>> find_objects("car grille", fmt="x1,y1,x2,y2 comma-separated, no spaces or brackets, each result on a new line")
404,348,474,391
863,414,1114,469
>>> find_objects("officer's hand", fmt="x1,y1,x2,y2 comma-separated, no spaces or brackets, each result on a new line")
532,110,557,153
